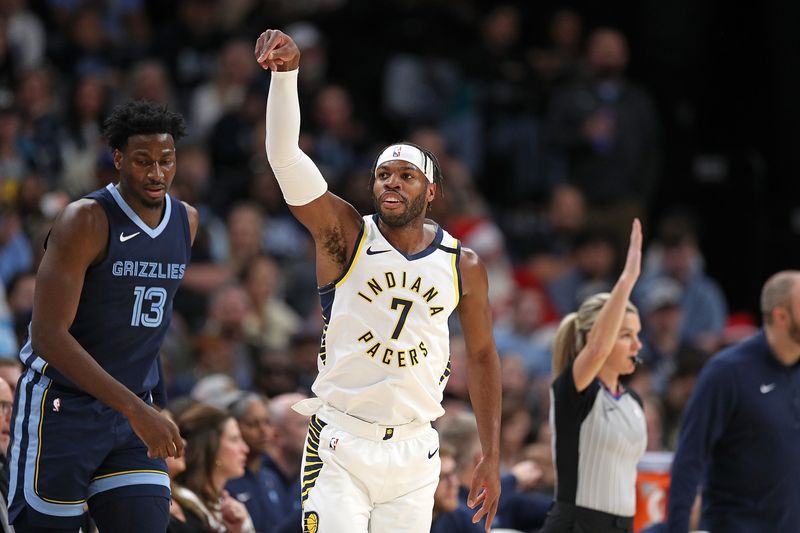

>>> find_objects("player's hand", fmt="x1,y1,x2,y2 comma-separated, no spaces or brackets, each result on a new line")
621,218,642,283
254,29,300,72
220,491,250,533
467,455,501,532
128,402,184,459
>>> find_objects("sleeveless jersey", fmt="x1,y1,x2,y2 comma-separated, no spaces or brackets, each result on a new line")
313,214,462,425
19,183,191,396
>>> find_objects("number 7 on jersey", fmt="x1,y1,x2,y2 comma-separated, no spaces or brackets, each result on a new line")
389,297,413,340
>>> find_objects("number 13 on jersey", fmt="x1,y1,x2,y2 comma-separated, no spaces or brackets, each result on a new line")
130,286,167,327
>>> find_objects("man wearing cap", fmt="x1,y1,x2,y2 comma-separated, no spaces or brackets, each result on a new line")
254,29,501,533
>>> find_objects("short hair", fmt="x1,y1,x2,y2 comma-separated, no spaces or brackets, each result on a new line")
268,392,308,427
227,392,269,421
438,442,456,462
102,100,187,151
437,411,479,471
761,271,800,324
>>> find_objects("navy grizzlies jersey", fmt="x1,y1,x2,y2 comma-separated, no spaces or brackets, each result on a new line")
19,183,191,396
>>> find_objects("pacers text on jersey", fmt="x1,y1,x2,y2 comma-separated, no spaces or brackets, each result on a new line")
355,270,445,317
351,269,448,368
357,330,429,368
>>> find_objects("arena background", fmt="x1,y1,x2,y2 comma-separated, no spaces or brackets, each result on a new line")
164,0,800,314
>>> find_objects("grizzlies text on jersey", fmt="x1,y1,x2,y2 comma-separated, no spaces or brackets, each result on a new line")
8,183,190,525
19,183,190,395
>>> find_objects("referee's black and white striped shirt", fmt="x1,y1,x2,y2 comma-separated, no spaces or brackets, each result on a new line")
549,360,647,517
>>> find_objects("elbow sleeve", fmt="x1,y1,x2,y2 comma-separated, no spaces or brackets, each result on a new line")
265,69,327,206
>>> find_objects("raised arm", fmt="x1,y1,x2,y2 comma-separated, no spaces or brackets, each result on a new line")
255,29,362,286
31,200,183,459
457,248,501,531
572,219,642,392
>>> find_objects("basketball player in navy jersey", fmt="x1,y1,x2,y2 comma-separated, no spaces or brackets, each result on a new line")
256,30,501,533
7,101,197,532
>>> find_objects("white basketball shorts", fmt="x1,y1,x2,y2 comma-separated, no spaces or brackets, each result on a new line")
297,402,440,533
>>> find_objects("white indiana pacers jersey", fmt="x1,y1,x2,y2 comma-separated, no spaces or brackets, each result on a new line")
312,214,462,425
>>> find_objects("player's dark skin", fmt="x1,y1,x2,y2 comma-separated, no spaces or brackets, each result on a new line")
30,133,198,460
255,29,502,530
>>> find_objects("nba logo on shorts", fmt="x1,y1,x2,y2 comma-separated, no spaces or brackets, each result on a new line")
52,398,61,412
303,511,319,533
329,437,339,450
393,146,402,157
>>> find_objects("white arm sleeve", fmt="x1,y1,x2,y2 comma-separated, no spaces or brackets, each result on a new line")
265,69,328,206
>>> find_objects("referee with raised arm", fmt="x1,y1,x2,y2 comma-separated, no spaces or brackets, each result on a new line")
540,220,646,533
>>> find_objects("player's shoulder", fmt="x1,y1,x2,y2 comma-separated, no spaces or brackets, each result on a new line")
458,246,482,269
456,246,488,299
180,200,197,216
180,200,199,224
180,200,200,242
458,246,486,274
56,197,107,232
45,197,109,257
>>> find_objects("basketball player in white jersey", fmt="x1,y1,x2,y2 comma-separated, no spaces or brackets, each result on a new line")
255,29,501,533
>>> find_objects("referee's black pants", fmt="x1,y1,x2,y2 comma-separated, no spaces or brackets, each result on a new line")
539,501,634,533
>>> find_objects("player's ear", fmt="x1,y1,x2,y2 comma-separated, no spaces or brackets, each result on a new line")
427,182,436,203
772,305,789,328
113,149,123,171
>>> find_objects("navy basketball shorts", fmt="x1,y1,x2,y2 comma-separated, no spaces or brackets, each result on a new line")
7,369,170,528
298,403,440,533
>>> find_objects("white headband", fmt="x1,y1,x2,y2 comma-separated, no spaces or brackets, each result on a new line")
375,144,435,183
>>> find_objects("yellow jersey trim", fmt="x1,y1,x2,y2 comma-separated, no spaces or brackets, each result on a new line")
335,224,367,289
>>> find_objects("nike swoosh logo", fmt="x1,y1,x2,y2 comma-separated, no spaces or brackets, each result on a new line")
428,447,439,459
760,383,776,394
119,231,141,242
366,246,390,255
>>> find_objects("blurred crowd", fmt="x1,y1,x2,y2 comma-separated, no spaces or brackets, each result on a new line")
0,1,760,532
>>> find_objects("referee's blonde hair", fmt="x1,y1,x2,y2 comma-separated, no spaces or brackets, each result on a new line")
551,293,639,376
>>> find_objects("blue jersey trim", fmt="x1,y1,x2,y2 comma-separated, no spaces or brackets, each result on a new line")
370,214,444,261
19,324,46,373
106,183,172,239
8,368,34,513
19,373,86,516
87,471,170,499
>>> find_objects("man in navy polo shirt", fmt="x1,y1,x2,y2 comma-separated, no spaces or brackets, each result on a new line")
667,270,800,532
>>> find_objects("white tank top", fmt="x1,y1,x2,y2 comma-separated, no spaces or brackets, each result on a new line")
312,215,462,425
